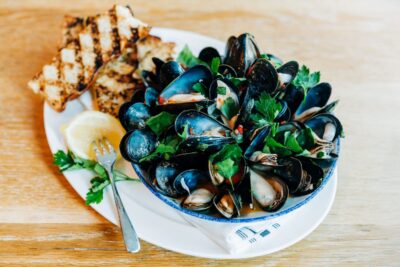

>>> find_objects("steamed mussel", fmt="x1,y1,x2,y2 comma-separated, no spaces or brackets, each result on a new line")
119,32,343,219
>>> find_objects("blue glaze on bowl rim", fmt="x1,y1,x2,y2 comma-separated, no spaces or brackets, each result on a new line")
132,140,340,224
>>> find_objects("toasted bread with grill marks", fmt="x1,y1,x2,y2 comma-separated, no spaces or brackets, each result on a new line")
28,5,151,111
91,35,175,117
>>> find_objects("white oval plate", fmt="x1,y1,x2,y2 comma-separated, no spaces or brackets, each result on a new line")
44,28,337,259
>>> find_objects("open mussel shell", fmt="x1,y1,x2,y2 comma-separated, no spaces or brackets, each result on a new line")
152,161,181,197
158,61,184,88
305,113,342,143
157,65,213,111
244,126,280,173
118,102,152,131
274,157,323,195
209,78,241,128
131,89,145,103
294,83,332,121
277,61,299,90
213,190,243,218
208,156,248,187
250,171,288,212
224,33,261,77
218,64,237,78
173,169,210,195
144,87,159,107
175,110,235,152
198,47,221,65
275,100,291,122
182,188,215,211
120,128,157,164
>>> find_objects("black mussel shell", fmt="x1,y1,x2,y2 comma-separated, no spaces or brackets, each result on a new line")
141,70,159,89
120,128,157,164
118,102,152,131
244,126,280,173
224,33,261,77
304,113,343,142
275,100,291,123
131,89,145,103
250,171,288,212
294,83,332,121
198,47,221,65
277,61,299,89
153,161,181,197
159,61,184,88
175,110,235,152
173,169,210,195
213,190,243,218
246,58,279,95
152,57,165,78
281,84,305,116
144,87,159,107
218,64,237,77
274,157,306,194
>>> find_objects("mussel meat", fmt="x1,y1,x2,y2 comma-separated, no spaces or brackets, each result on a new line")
213,190,243,218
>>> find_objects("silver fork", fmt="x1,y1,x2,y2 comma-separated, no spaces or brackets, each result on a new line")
93,138,140,253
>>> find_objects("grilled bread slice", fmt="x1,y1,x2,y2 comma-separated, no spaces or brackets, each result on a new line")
28,5,151,111
91,35,175,116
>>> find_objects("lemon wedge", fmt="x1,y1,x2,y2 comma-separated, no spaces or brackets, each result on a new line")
64,111,126,160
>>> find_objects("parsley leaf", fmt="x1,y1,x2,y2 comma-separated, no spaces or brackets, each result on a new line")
192,82,208,96
146,112,176,136
228,77,246,87
292,65,321,92
216,86,226,95
220,97,238,120
260,53,283,68
177,45,206,68
210,57,221,75
139,135,181,162
53,150,137,205
250,92,282,127
210,143,242,183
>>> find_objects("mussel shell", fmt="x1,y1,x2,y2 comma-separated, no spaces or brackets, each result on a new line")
275,100,291,122
131,89,145,103
246,58,279,95
273,157,305,193
213,190,243,218
304,113,342,142
218,64,237,77
250,171,288,212
209,78,241,124
244,126,280,173
297,158,324,195
198,47,221,65
158,65,213,104
159,61,184,88
281,84,305,116
173,169,210,195
277,61,299,89
119,129,157,163
153,161,181,197
118,102,152,131
175,110,235,152
224,33,261,77
294,83,332,121
144,87,159,107
182,188,215,211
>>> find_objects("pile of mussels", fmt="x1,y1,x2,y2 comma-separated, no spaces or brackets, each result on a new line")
119,33,343,219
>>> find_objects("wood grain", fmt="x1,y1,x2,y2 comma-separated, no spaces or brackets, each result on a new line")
0,0,399,266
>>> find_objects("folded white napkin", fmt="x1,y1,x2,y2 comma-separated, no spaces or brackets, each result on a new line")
179,212,293,254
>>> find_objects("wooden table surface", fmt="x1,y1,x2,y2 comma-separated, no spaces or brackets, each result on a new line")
1,0,399,266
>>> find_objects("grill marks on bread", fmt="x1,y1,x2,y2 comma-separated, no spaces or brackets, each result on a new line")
28,5,150,111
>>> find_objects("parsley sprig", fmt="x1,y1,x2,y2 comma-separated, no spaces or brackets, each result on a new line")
292,65,320,93
250,92,282,128
53,150,138,205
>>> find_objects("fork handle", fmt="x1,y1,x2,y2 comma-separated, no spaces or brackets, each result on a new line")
108,168,140,253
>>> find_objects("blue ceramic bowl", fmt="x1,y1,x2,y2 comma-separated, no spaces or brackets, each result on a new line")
133,140,339,223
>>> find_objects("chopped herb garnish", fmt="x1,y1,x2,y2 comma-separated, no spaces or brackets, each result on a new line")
216,86,226,95
250,92,282,127
260,53,283,68
53,150,137,205
146,112,176,136
177,45,206,68
210,57,221,75
210,144,242,188
228,77,246,87
292,65,320,93
140,135,181,162
220,97,238,120
192,82,208,96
